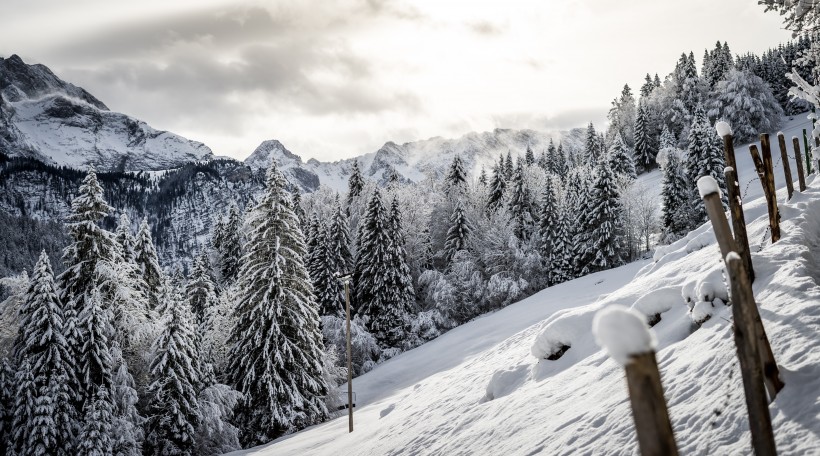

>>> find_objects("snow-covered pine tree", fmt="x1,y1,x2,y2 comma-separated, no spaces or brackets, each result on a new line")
227,162,328,446
581,159,626,274
661,149,691,236
57,168,117,409
144,280,201,456
444,155,468,195
607,133,637,179
218,204,243,284
486,156,506,213
114,213,136,264
12,251,76,455
504,151,514,181
443,202,473,264
328,198,354,274
134,217,163,310
538,178,559,285
11,358,37,455
633,101,655,173
347,160,365,207
79,290,116,404
478,166,488,186
686,104,727,223
0,358,14,450
707,69,784,143
354,190,411,349
640,73,655,97
186,252,218,329
584,122,600,164
110,343,143,456
291,189,307,228
76,387,114,456
550,205,573,284
524,145,535,166
508,164,534,241
607,84,637,148
385,197,415,342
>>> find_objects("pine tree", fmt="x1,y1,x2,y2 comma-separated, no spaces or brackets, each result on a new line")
0,359,15,451
640,73,655,97
582,160,625,274
661,150,691,236
76,387,114,456
444,155,467,194
218,205,242,284
486,157,506,213
633,101,655,173
13,251,76,455
385,197,415,343
134,217,163,310
508,164,534,240
228,162,328,446
503,150,514,181
443,202,473,264
11,358,37,455
144,281,201,456
607,134,637,179
114,213,136,264
477,166,488,186
550,206,573,284
524,145,535,166
79,290,115,403
290,189,307,228
186,252,218,329
584,122,600,164
347,160,365,207
538,178,559,285
354,191,412,348
686,104,727,223
57,168,117,410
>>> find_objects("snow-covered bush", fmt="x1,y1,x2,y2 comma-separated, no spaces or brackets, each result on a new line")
322,315,380,376
707,69,784,143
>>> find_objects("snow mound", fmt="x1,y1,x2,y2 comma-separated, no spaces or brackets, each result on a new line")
530,321,574,360
482,364,530,402
630,286,684,326
592,306,656,365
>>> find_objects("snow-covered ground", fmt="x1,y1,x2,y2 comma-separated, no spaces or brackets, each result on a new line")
235,117,820,455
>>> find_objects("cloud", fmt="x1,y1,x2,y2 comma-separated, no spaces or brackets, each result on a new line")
468,20,505,36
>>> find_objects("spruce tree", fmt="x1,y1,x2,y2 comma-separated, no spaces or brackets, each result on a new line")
524,145,535,166
582,159,625,274
444,155,467,194
291,189,307,228
508,164,534,241
503,151,514,181
0,359,14,451
13,251,76,455
385,197,415,342
443,202,473,264
79,290,115,403
316,200,353,317
486,157,506,213
686,104,727,223
584,122,600,164
550,206,573,284
347,160,365,207
661,150,691,236
538,178,559,285
607,133,637,179
134,217,164,310
76,387,114,456
144,280,201,455
186,252,218,328
114,213,136,264
477,166,488,186
228,162,328,446
11,358,36,455
218,205,242,284
633,101,655,173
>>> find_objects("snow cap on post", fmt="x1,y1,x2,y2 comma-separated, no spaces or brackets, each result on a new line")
697,176,721,199
593,305,657,366
715,121,732,137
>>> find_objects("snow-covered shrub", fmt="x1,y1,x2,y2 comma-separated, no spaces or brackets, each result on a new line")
322,315,380,377
708,69,784,144
195,383,242,455
631,287,685,327
484,273,528,310
531,321,574,360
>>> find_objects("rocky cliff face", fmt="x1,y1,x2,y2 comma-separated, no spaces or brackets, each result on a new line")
0,54,213,171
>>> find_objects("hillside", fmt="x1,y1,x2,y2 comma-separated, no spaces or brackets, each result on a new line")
240,127,820,455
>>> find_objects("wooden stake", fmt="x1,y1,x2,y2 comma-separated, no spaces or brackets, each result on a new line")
726,254,778,456
702,190,735,260
749,144,781,243
724,167,754,282
343,278,354,433
792,137,807,192
624,352,679,456
776,133,794,200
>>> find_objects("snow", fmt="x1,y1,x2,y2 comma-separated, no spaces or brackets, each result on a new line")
231,116,820,456
697,175,722,198
715,120,733,137
592,306,657,365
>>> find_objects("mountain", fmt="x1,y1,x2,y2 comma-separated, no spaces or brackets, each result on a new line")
0,54,213,171
245,128,586,193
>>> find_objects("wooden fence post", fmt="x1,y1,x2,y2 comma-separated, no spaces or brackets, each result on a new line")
749,144,781,243
776,133,794,200
792,137,807,192
724,167,754,282
593,307,678,456
726,253,778,456
699,177,784,401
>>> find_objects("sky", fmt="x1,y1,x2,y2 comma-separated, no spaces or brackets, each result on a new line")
0,0,794,162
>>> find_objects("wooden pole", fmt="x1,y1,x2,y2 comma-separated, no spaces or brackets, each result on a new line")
749,144,781,243
724,167,754,282
344,279,354,433
776,133,794,201
726,254,778,456
702,190,735,260
792,137,807,192
624,352,679,456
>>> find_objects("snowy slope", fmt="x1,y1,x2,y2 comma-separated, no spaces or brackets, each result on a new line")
238,125,820,455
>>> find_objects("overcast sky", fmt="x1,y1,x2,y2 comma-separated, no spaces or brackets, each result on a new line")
0,0,792,162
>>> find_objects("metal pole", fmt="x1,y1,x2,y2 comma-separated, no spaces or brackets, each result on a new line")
344,279,354,433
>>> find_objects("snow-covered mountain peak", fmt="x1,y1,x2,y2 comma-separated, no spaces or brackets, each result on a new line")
244,139,303,169
0,54,107,109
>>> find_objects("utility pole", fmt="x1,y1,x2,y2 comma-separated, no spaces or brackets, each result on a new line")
336,272,355,433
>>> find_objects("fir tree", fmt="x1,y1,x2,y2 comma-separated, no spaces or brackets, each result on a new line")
79,290,115,403
443,202,473,264
347,160,365,207
524,145,535,166
114,213,136,264
218,205,243,284
686,104,727,223
228,162,328,446
11,358,37,455
76,387,114,456
385,197,415,341
144,281,201,456
486,157,506,213
550,206,573,284
444,155,467,194
508,164,534,240
477,166,488,186
584,122,600,164
633,101,655,172
503,151,514,181
134,217,163,310
661,150,691,236
290,189,307,228
538,178,559,284
582,160,625,274
608,134,637,179
640,73,655,97
0,359,14,451
186,252,218,329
